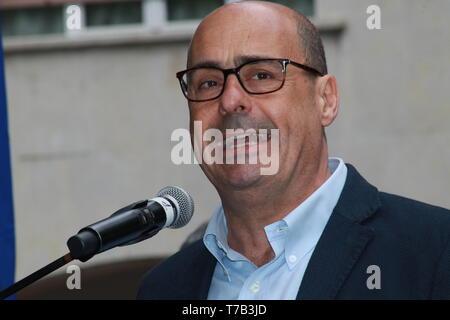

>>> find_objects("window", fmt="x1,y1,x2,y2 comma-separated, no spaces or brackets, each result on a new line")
167,0,222,21
166,0,313,21
1,6,64,37
0,0,314,37
85,1,143,27
268,0,314,17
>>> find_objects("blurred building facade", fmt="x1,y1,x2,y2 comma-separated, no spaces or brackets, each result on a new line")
1,0,449,280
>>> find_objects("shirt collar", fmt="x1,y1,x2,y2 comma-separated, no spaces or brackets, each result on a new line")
280,157,347,269
203,158,348,271
203,205,232,279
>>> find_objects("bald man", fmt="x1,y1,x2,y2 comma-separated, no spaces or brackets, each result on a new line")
138,1,450,300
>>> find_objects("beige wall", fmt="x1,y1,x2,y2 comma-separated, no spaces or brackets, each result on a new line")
318,0,450,208
4,0,449,279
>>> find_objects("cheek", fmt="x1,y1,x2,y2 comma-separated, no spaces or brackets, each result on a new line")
263,88,317,154
189,103,217,128
189,104,223,148
284,83,318,130
264,91,308,133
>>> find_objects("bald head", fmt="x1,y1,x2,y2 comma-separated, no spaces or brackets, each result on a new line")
187,1,327,75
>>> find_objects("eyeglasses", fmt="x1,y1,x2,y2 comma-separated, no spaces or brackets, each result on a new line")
176,58,324,102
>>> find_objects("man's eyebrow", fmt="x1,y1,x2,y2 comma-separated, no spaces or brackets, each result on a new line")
235,55,274,66
189,55,276,69
189,60,222,69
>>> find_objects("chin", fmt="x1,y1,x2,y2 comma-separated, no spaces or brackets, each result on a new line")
214,163,265,190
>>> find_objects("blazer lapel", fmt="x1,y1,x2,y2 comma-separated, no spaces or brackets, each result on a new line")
297,164,380,299
176,240,217,299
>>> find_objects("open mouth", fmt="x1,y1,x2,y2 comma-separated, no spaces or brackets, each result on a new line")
221,130,272,153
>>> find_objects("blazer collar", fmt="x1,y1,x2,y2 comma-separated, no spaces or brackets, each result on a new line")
175,240,217,299
297,163,381,299
185,164,381,300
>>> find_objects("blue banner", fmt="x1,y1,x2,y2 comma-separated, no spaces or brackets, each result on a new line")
0,25,16,298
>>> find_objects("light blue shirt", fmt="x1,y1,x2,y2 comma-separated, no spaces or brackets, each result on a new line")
203,158,348,300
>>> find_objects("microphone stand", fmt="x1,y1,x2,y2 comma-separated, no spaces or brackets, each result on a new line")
0,201,144,300
0,253,73,300
0,202,156,300
0,186,193,300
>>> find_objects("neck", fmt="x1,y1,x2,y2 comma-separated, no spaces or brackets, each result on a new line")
219,145,332,267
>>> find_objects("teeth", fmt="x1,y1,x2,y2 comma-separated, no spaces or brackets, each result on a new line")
258,133,269,142
223,132,271,149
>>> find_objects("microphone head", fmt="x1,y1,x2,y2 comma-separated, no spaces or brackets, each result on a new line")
156,186,194,229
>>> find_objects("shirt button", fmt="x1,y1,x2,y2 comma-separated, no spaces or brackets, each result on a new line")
289,255,297,263
250,282,260,293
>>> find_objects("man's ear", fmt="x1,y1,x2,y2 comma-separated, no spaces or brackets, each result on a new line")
316,75,339,127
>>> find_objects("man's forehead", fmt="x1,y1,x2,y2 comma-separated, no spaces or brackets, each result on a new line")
188,2,300,68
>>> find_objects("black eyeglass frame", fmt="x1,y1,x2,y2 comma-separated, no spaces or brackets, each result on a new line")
175,58,325,102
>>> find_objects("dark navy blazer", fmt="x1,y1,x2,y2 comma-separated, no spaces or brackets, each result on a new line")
137,164,450,299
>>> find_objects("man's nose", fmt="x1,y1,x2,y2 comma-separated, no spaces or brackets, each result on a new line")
219,74,252,115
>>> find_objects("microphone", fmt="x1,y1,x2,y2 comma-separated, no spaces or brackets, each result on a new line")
67,186,194,262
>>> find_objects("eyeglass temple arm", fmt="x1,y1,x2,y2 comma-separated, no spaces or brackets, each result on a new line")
288,60,325,77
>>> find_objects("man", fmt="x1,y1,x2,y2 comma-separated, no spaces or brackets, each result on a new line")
138,1,450,299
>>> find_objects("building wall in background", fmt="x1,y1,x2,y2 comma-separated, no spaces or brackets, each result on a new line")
3,0,449,279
